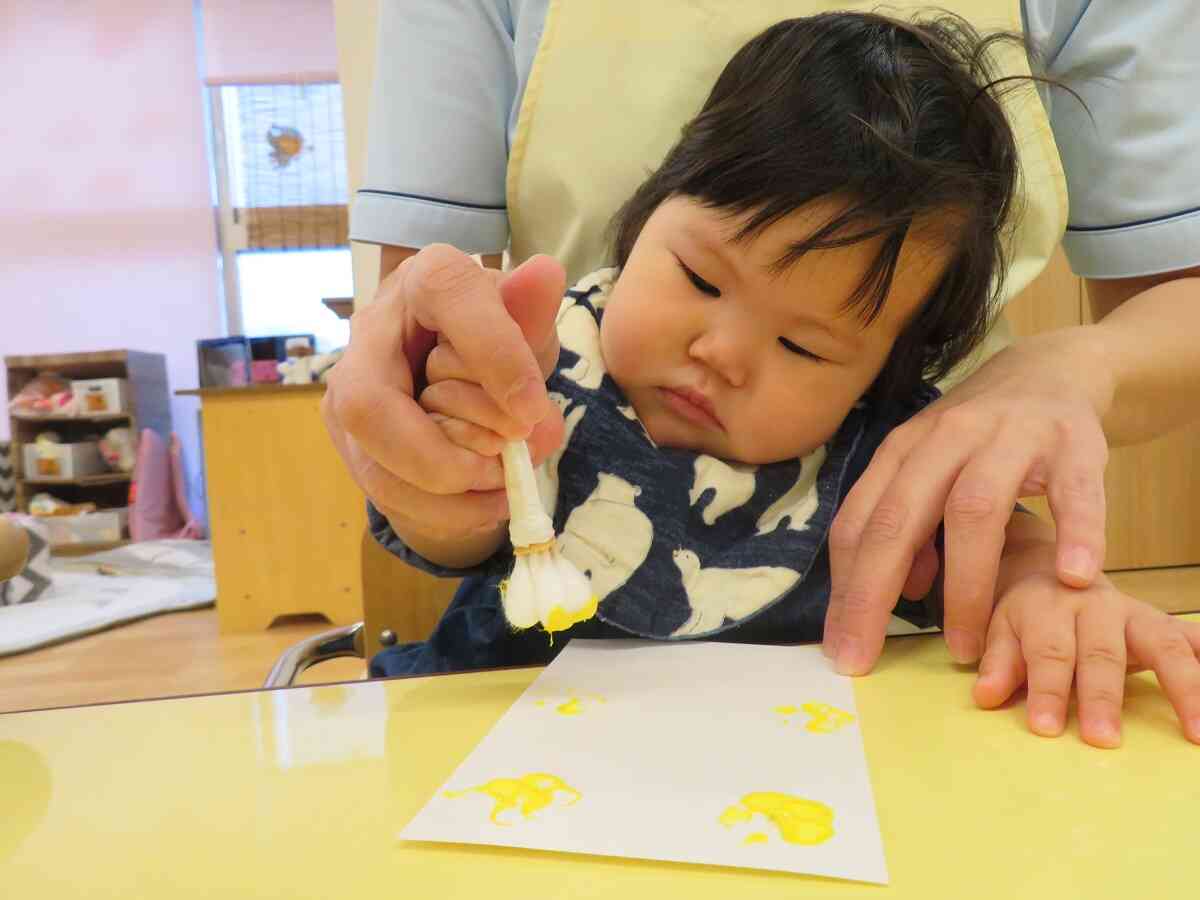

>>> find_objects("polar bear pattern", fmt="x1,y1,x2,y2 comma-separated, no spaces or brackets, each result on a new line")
536,392,587,520
558,303,605,390
558,473,654,602
690,456,759,526
756,447,827,535
670,549,802,637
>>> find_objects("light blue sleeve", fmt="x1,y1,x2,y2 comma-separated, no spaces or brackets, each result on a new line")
350,0,518,254
1026,0,1200,278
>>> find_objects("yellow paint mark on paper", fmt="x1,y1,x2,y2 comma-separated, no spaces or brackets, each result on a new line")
720,792,834,846
774,702,855,733
801,702,855,734
533,692,606,716
445,773,581,826
557,697,583,716
744,832,770,846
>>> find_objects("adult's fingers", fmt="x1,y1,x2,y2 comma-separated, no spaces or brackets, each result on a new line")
429,414,508,458
499,254,566,381
1126,613,1200,744
940,429,1037,664
406,245,551,430
825,420,970,675
827,419,928,644
824,425,924,659
1020,601,1077,738
336,427,508,536
1044,418,1109,588
1074,598,1128,748
421,379,524,442
900,538,939,602
323,372,499,495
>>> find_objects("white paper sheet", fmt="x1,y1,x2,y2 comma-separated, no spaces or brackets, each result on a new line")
400,640,887,884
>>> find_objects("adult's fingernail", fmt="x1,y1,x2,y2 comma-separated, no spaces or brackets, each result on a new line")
946,628,981,664
835,637,869,676
505,376,545,428
1060,546,1096,583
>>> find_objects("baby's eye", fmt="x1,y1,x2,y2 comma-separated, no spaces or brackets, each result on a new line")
677,259,721,297
779,337,823,361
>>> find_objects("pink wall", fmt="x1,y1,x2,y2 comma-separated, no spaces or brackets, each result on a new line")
201,0,338,84
0,1,222,506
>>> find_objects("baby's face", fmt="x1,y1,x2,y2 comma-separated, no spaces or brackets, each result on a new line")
600,196,950,464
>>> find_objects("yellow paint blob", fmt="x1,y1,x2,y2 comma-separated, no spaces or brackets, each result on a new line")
552,694,606,716
544,595,600,633
445,773,581,826
744,832,770,846
801,702,855,734
720,792,834,846
773,705,799,716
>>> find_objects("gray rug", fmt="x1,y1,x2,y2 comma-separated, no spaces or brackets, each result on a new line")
0,539,215,657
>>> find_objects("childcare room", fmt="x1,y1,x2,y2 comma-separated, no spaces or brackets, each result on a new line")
3,0,1199,895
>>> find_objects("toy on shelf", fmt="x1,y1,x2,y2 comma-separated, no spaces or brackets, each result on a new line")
8,373,76,417
98,427,135,473
28,493,97,517
277,348,343,385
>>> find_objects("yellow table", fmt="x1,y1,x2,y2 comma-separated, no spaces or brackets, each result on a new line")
1,625,1195,898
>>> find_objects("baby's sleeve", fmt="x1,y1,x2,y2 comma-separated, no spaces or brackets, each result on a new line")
367,502,514,581
350,0,517,254
1033,1,1200,278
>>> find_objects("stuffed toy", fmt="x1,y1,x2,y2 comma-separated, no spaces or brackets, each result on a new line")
277,349,344,385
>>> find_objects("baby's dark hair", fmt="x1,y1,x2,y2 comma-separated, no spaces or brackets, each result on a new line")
610,10,1033,406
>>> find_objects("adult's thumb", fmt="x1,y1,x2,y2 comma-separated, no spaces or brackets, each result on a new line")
500,255,566,380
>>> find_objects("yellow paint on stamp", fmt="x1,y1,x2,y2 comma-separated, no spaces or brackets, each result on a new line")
720,792,835,846
445,773,581,826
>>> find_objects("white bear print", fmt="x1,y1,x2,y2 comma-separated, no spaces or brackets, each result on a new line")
689,455,759,526
558,473,654,601
670,549,801,637
756,446,827,535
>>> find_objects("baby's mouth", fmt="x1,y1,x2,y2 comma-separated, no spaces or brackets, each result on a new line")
658,387,724,431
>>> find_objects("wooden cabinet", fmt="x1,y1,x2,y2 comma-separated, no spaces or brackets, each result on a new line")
183,383,456,637
4,350,171,552
1005,250,1200,571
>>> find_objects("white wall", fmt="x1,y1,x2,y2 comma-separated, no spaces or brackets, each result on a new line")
0,1,223,505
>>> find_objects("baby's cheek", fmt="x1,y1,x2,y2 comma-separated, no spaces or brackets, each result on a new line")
599,310,645,384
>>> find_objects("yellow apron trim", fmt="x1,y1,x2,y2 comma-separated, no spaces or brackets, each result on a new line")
505,0,562,257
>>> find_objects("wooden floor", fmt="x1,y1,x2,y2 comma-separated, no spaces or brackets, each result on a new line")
0,567,1196,716
0,610,365,715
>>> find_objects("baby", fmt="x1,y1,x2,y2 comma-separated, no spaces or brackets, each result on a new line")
363,12,1200,747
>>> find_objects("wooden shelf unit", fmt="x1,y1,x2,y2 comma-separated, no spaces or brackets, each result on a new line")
5,351,172,547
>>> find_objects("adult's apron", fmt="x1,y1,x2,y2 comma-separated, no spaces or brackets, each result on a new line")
505,0,1068,387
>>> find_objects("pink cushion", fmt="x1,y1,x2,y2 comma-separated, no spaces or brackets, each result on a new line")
130,430,183,542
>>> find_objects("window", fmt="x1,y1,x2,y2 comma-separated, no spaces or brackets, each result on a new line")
209,82,351,351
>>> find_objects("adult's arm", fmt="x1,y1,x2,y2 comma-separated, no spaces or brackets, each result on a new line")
822,1,1200,675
